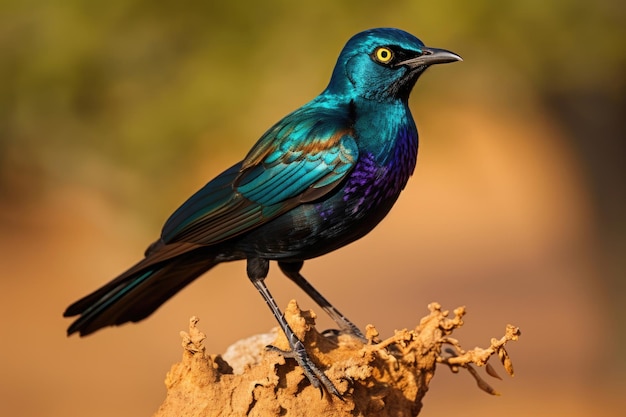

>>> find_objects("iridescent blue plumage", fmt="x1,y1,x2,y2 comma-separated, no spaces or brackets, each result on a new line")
64,28,461,396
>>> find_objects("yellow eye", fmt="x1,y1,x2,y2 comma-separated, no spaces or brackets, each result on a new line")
374,47,393,64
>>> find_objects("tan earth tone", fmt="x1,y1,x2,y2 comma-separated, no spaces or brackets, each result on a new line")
155,302,519,417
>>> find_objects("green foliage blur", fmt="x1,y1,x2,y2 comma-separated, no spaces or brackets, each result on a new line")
1,0,624,220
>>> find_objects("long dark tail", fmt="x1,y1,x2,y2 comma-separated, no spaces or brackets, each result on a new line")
64,245,217,336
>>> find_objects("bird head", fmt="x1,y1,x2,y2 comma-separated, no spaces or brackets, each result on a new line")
326,28,462,102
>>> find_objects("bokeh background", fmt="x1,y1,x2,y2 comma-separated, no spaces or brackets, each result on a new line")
1,1,624,416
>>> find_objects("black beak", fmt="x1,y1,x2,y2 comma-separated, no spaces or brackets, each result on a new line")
397,47,462,68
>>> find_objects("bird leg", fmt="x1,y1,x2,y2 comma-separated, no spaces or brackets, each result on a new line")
246,257,341,397
278,261,366,342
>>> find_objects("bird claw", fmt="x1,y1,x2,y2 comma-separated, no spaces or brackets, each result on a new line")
342,324,367,343
321,327,367,345
266,337,342,398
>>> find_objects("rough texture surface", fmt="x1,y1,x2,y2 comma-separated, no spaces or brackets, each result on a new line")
154,301,520,417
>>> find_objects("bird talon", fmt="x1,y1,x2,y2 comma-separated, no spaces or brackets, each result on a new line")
265,344,294,357
321,327,367,345
267,339,342,397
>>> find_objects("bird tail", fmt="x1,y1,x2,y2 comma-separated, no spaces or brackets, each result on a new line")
64,247,217,336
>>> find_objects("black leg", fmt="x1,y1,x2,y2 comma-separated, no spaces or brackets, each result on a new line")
246,257,340,397
278,261,365,341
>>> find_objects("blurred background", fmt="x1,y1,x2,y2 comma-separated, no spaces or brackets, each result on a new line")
1,1,624,416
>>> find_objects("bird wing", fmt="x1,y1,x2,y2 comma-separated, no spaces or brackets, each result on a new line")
160,106,358,246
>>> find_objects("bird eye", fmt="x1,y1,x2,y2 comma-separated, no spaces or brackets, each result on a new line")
374,47,394,64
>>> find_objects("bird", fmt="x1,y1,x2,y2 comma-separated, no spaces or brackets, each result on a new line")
64,27,461,397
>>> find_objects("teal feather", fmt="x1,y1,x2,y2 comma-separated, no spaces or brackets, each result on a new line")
64,29,461,363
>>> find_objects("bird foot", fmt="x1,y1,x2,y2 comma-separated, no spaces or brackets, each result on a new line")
321,327,368,345
340,323,367,343
267,336,342,398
